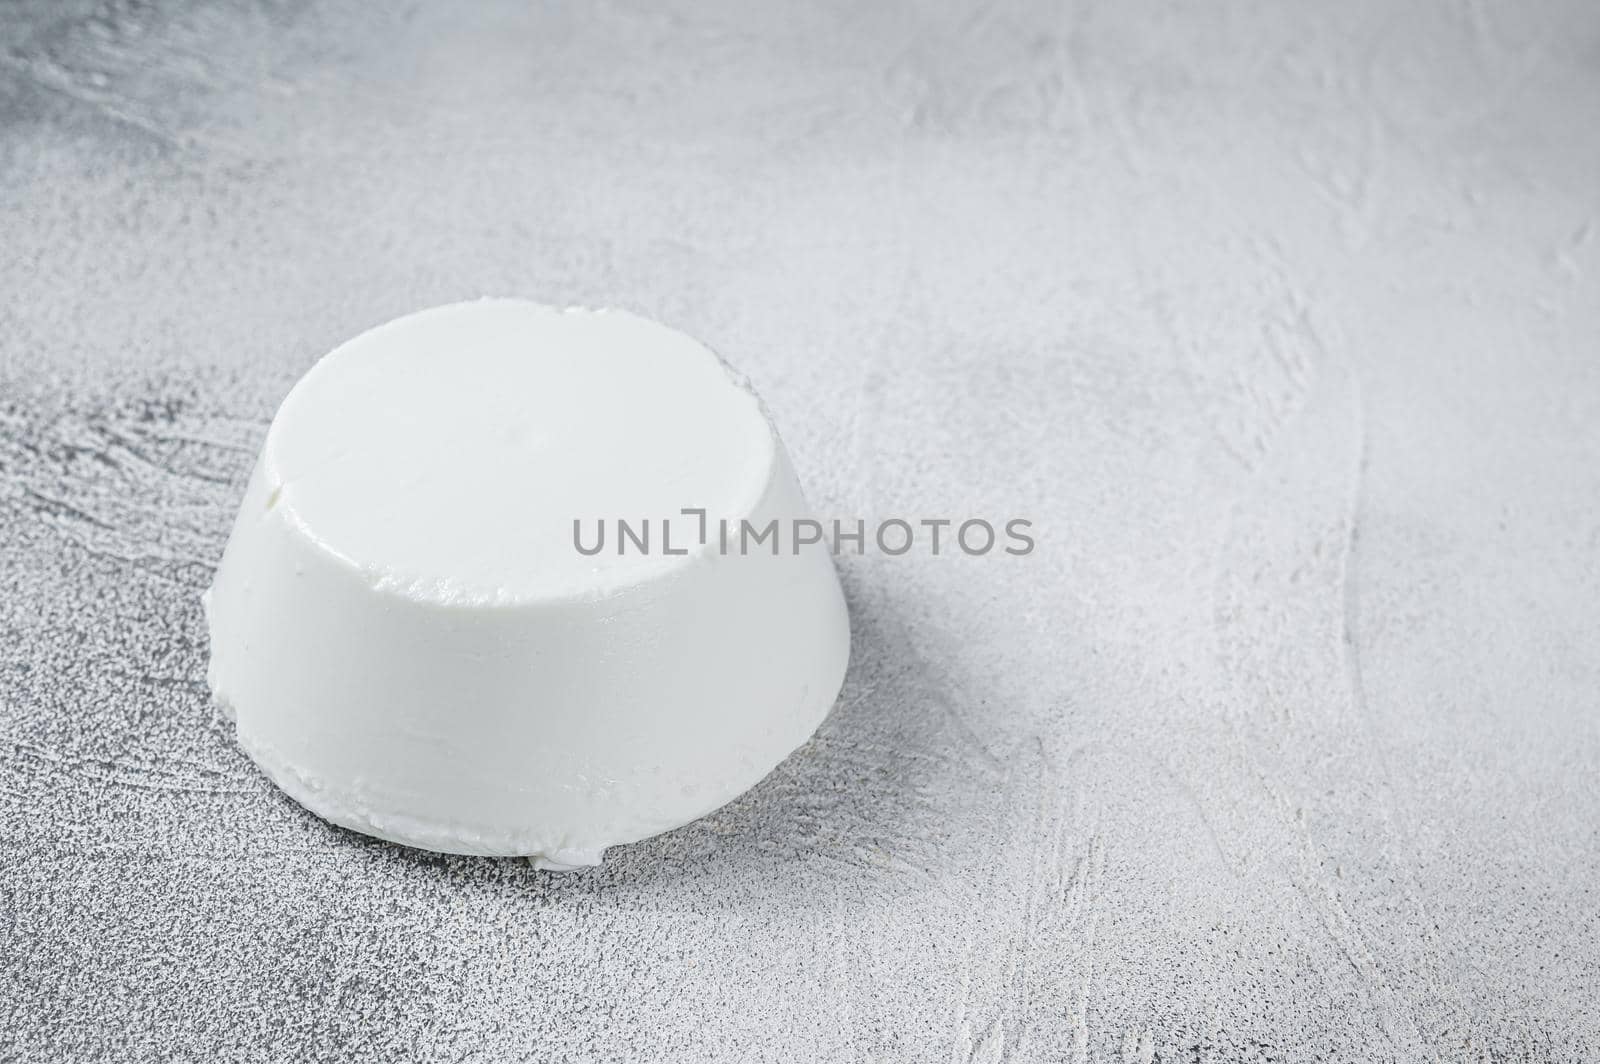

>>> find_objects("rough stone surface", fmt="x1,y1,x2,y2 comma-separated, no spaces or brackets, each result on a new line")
1,1,1597,1060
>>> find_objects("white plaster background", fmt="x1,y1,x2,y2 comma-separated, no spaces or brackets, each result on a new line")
1,1,1597,1060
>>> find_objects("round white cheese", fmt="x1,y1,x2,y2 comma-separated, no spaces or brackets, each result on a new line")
204,300,850,869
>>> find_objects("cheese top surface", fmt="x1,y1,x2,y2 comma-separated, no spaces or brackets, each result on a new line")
260,299,775,604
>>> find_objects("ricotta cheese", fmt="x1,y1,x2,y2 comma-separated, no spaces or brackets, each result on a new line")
204,299,850,869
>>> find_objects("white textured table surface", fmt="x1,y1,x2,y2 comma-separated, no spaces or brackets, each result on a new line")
2,1,1597,1060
